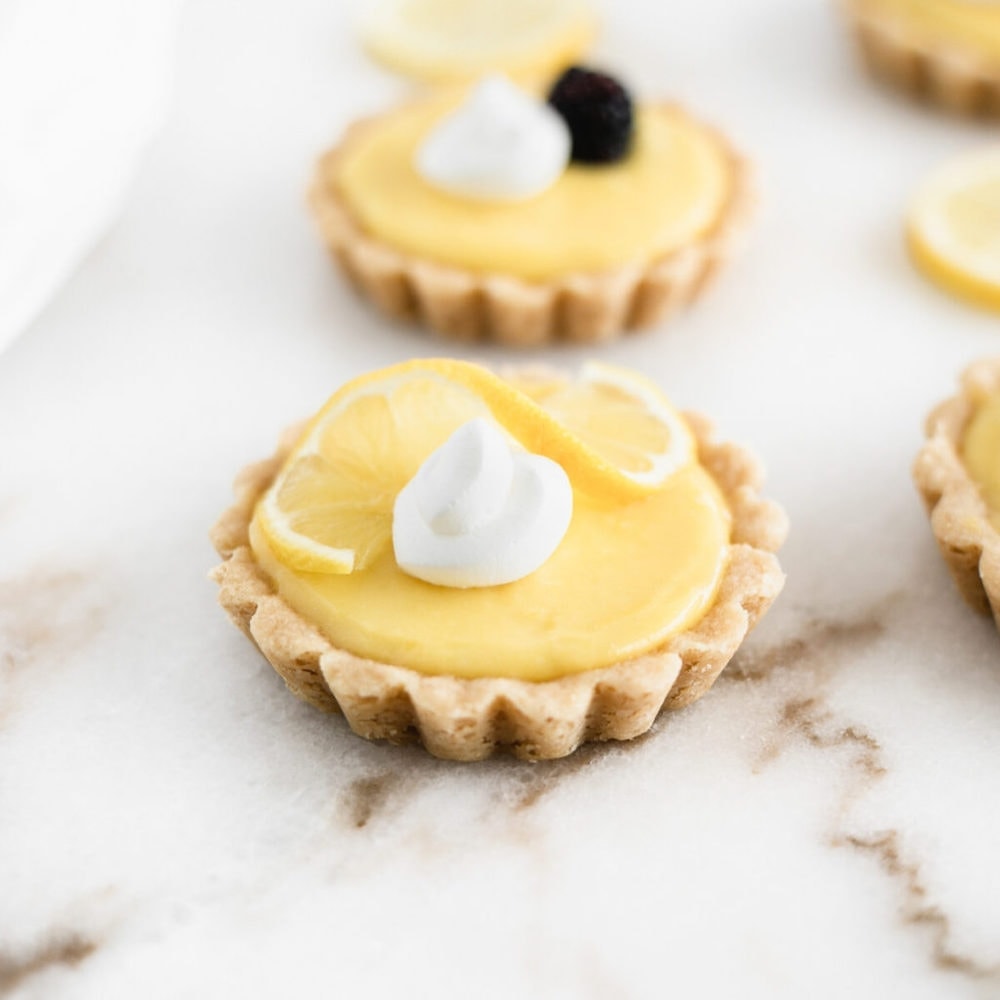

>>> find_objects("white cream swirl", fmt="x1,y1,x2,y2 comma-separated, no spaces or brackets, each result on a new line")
392,418,573,588
415,75,571,202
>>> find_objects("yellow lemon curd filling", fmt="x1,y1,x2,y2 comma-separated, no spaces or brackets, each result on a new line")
250,473,729,682
333,101,733,281
248,373,732,683
862,0,1000,64
962,390,1000,527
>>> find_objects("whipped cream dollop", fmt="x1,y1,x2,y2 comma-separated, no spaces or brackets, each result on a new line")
393,418,573,588
415,75,571,202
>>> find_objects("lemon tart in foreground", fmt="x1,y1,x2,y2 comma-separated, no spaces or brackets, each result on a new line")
310,69,751,346
211,359,787,760
847,0,1000,114
914,358,1000,627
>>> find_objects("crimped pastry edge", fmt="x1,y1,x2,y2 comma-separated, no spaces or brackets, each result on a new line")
309,103,754,347
913,358,1000,629
846,0,1000,116
210,392,787,761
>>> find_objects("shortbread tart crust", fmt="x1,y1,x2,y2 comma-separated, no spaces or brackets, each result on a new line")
210,405,787,761
847,0,1000,115
309,104,753,347
914,358,1000,626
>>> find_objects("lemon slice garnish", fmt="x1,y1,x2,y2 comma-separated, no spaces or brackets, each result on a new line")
361,0,597,83
256,359,694,575
537,361,695,487
908,149,1000,312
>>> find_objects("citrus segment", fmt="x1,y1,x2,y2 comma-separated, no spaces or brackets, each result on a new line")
361,0,597,83
908,148,1000,312
540,361,694,485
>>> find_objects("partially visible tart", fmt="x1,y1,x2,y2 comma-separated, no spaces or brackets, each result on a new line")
914,358,1000,625
211,360,787,760
846,0,1000,115
310,71,751,346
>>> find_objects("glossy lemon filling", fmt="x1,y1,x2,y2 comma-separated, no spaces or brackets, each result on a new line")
333,101,732,281
862,0,1000,64
962,391,1000,527
249,463,731,683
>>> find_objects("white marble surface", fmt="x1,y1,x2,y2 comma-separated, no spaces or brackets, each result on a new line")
2,0,1000,997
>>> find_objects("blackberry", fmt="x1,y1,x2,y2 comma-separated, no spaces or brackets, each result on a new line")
547,66,634,164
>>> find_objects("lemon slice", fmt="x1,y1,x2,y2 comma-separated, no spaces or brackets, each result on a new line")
256,359,693,575
258,367,489,574
908,149,1000,312
539,361,695,487
361,0,597,83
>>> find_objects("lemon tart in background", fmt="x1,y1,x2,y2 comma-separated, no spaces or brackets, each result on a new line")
310,69,752,346
211,359,787,761
847,0,1000,114
915,358,1000,627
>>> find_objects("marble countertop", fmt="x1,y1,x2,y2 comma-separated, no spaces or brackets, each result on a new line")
3,0,1000,997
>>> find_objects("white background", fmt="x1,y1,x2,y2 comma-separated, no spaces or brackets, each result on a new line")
2,0,1000,997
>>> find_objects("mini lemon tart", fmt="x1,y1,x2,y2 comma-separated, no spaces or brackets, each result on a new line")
847,0,1000,114
914,358,1000,625
211,359,787,760
310,70,751,346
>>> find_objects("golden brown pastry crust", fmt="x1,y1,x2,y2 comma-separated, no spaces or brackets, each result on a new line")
914,358,1000,628
847,0,1000,116
210,399,787,761
309,104,753,347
